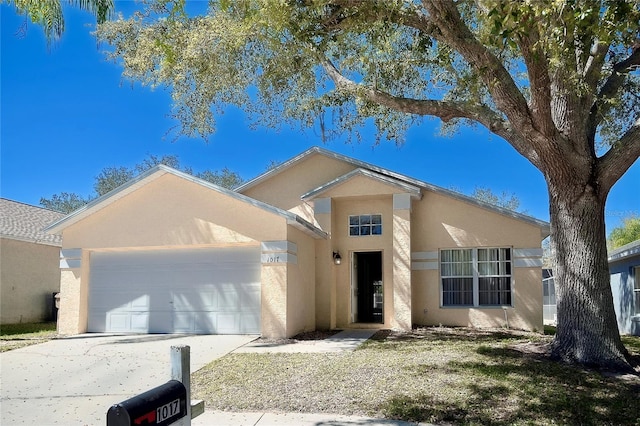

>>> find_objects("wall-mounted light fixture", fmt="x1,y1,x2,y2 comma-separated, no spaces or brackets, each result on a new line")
333,251,342,265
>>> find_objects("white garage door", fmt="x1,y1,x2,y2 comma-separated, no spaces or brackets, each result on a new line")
88,247,261,334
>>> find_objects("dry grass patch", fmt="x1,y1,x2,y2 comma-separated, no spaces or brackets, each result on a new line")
0,322,57,352
192,327,640,425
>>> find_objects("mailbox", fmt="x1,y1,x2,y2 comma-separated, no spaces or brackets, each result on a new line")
107,380,187,426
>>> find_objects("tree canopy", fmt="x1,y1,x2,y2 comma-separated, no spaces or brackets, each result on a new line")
95,1,640,371
4,0,114,42
41,154,245,213
464,186,522,212
608,215,640,249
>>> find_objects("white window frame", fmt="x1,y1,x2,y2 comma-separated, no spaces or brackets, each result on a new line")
440,247,513,308
348,214,383,237
634,266,640,316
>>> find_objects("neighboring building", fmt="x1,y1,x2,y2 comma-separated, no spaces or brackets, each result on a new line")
46,147,550,338
609,239,640,336
1,198,65,324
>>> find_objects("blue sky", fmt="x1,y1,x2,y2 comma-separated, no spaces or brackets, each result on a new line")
1,3,638,232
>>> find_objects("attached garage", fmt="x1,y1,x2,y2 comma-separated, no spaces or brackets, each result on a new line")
88,246,261,334
47,164,325,337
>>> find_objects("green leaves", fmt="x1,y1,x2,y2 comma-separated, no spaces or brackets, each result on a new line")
608,216,640,249
94,0,639,150
4,0,114,43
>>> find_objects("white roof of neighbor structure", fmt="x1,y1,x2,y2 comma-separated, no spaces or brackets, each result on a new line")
608,239,640,262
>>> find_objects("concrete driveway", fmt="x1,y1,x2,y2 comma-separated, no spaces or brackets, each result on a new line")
0,334,255,425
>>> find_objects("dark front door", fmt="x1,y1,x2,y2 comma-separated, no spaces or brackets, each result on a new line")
354,251,383,323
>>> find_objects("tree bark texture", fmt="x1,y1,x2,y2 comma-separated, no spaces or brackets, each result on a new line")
548,180,631,370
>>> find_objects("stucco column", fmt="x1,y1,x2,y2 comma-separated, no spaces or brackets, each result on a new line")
260,263,288,338
57,248,84,335
392,193,412,331
313,198,336,330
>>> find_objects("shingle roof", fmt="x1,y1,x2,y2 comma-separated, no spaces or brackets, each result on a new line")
0,198,65,246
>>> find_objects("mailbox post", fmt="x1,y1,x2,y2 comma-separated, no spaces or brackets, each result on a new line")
106,380,187,426
107,345,203,426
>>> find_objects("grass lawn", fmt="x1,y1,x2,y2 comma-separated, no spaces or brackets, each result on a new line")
193,327,640,425
0,322,57,352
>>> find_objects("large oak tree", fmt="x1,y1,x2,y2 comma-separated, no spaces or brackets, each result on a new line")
96,1,639,370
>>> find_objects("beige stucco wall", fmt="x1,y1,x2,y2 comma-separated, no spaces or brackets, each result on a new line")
410,191,544,331
241,153,357,222
1,238,61,324
58,173,293,335
63,174,288,249
244,152,544,333
260,226,317,339
285,227,317,336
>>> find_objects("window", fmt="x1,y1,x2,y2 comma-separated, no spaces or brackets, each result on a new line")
478,248,512,305
635,267,640,316
349,214,382,236
440,248,512,307
441,249,473,306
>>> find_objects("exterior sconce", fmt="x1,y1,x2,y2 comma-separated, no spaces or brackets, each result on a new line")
333,251,342,265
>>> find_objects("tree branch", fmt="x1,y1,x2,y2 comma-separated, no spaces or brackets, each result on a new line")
597,116,640,194
583,41,610,94
516,19,555,138
317,53,544,165
588,41,640,139
421,1,532,125
318,0,440,38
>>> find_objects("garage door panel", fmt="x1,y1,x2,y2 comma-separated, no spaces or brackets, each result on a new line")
239,287,261,309
131,313,150,331
88,247,261,334
240,313,261,334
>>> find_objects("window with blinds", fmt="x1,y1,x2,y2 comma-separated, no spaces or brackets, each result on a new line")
440,248,512,307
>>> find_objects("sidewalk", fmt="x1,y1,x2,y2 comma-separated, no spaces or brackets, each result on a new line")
194,410,429,425
193,330,432,425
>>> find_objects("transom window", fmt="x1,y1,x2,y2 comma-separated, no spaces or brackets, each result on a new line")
441,248,512,307
349,214,382,236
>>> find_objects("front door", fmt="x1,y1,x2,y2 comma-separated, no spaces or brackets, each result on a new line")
352,251,383,323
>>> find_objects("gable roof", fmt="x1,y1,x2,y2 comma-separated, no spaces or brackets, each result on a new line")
44,165,327,239
238,146,551,236
301,168,423,200
0,198,65,246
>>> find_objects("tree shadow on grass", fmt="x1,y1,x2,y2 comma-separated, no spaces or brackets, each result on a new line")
368,327,530,352
382,345,640,425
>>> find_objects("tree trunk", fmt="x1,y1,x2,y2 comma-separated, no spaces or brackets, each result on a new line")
548,181,631,371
